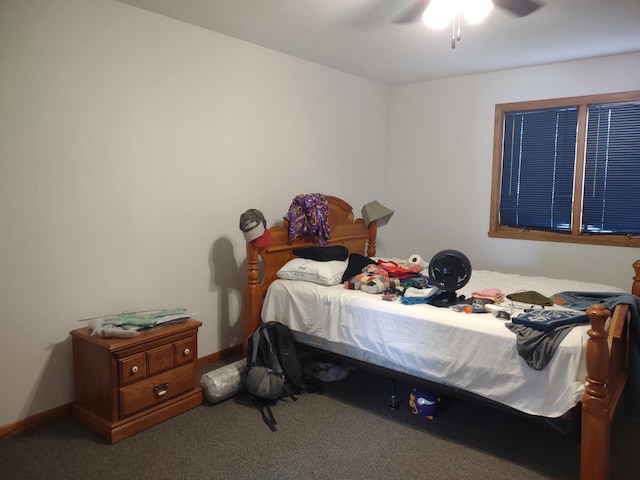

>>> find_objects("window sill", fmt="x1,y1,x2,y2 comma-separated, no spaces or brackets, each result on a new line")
488,228,640,248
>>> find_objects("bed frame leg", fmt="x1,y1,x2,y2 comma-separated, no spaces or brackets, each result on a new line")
388,379,400,409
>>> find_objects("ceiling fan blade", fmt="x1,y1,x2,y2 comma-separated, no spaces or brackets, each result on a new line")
493,0,544,17
392,0,431,24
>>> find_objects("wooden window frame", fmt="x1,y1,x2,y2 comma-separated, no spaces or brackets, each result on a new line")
489,90,640,248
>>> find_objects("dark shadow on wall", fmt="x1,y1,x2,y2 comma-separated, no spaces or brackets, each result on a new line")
209,236,244,349
21,337,74,419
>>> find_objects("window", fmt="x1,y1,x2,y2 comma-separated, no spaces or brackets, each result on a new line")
489,90,640,248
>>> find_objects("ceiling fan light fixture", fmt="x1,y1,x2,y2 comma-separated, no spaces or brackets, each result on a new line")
423,0,494,29
422,0,458,30
463,0,494,24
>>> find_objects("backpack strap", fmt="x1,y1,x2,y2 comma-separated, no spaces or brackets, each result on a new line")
262,328,284,377
249,328,262,366
254,397,278,432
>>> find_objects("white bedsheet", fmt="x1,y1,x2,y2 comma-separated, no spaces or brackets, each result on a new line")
261,269,623,418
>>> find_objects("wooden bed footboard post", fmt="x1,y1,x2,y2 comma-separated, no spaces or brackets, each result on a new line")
581,303,612,480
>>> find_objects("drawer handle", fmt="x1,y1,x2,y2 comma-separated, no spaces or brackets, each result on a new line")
183,348,190,356
131,365,139,374
153,382,169,398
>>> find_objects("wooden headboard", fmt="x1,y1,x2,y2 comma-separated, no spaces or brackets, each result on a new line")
242,195,377,346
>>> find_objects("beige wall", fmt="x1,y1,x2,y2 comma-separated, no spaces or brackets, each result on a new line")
388,52,640,289
0,0,389,426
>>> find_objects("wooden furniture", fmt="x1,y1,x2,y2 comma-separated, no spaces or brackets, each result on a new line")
243,196,376,345
243,195,640,480
70,319,202,443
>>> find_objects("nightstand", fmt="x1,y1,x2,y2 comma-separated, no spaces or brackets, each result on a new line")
70,319,202,443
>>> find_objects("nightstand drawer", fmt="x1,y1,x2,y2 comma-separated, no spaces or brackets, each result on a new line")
174,336,196,366
119,363,195,418
146,344,174,376
119,353,147,386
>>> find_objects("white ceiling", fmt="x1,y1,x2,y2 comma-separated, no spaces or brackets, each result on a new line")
119,0,640,85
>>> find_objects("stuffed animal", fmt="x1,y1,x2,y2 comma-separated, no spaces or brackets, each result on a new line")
409,389,440,419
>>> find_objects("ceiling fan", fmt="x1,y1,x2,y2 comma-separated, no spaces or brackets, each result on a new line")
393,0,544,24
393,0,543,48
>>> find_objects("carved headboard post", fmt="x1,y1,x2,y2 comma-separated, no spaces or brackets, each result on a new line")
367,220,378,257
242,241,262,355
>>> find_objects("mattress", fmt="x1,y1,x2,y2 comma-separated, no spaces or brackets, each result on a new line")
261,269,624,418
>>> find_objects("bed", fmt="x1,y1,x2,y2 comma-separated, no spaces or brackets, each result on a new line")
242,195,640,480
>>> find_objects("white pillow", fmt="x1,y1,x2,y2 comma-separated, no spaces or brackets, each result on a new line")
277,258,348,286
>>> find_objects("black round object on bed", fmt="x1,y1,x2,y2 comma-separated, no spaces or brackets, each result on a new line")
428,249,472,307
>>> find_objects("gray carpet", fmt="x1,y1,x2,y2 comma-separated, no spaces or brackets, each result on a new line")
1,365,639,480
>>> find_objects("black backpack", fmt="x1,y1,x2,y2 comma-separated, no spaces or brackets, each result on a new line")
245,321,317,431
